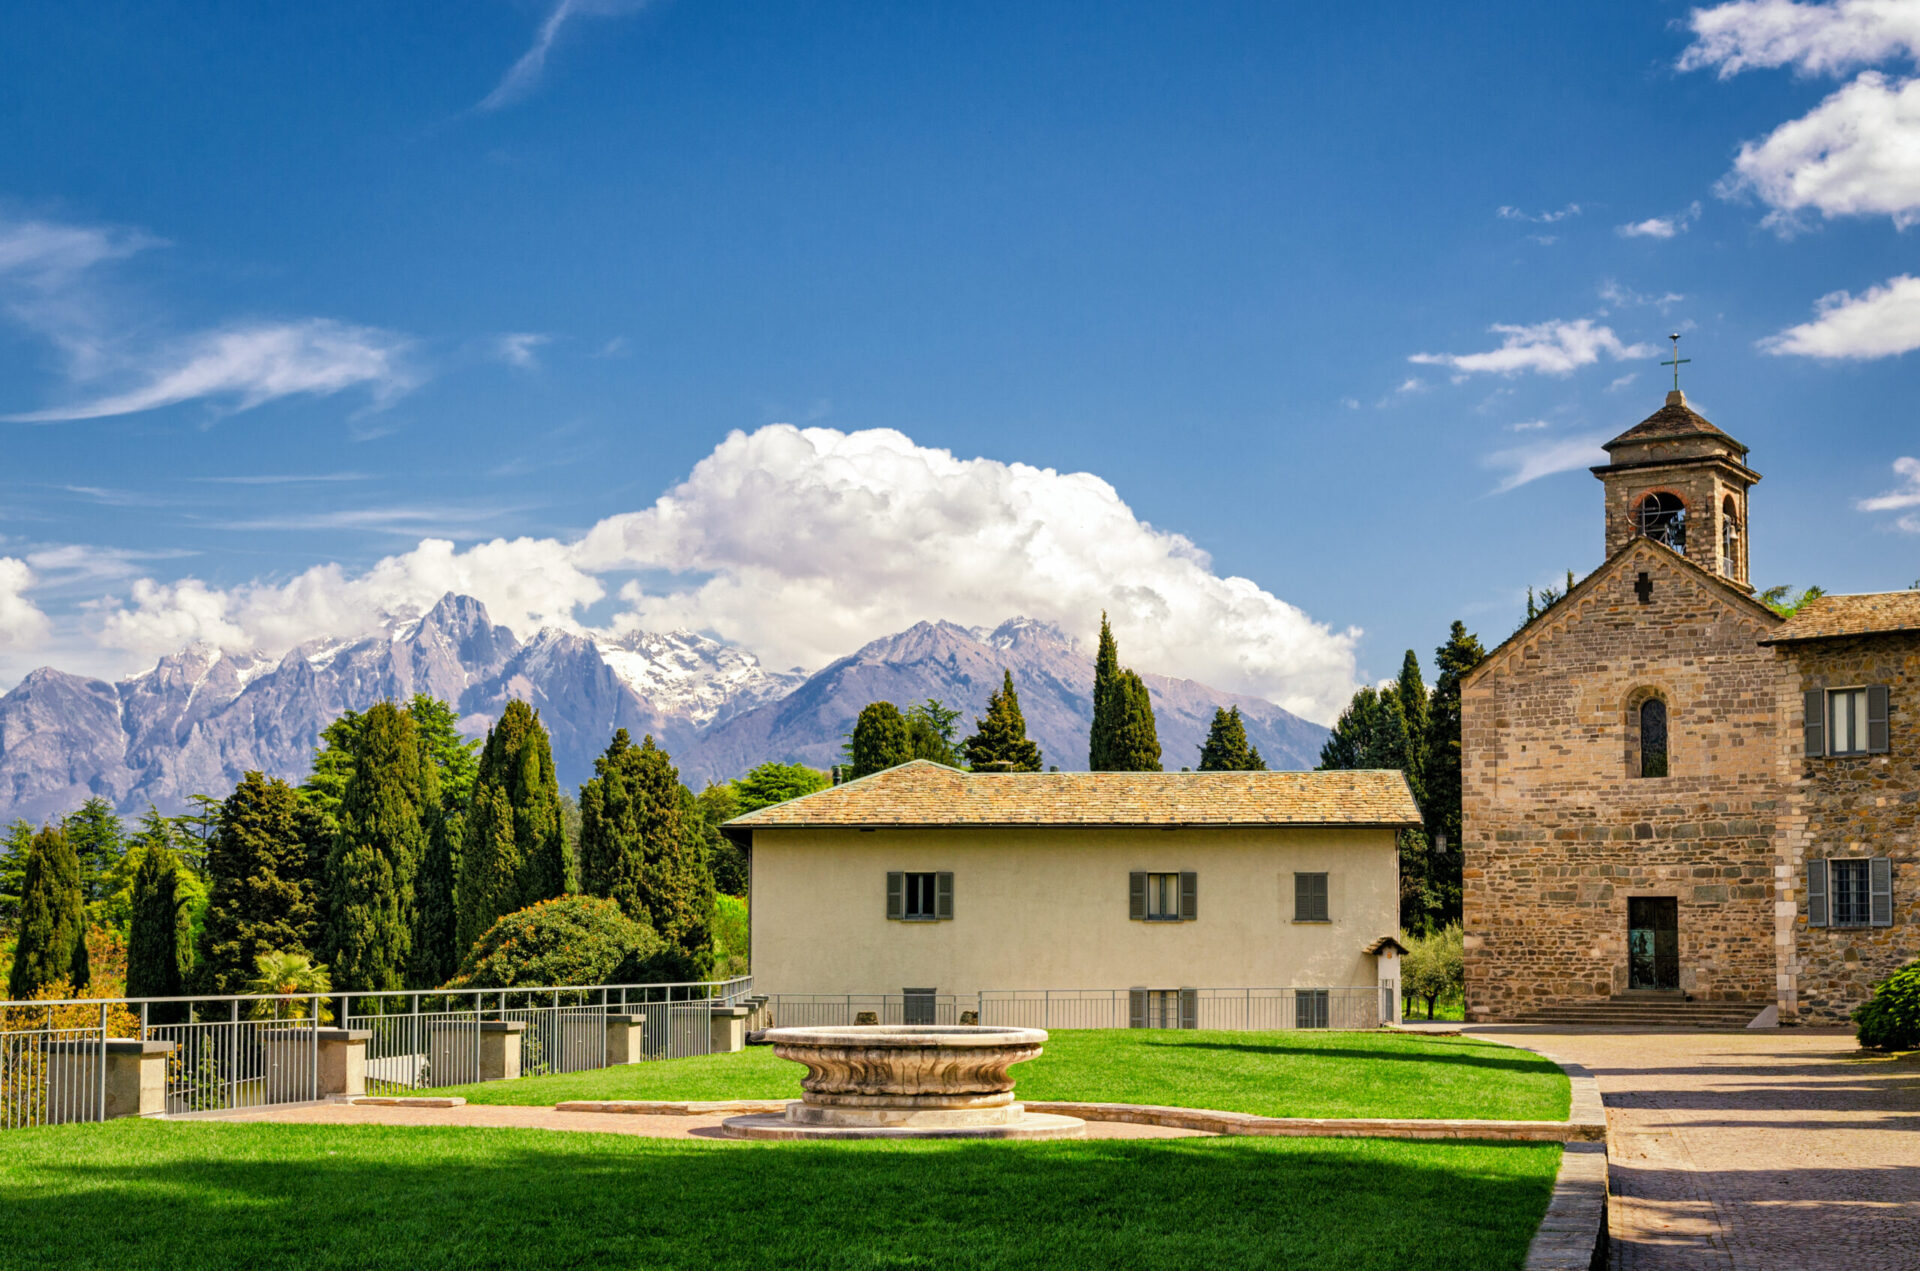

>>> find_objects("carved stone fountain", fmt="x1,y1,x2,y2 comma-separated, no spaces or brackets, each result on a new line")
721,1025,1085,1140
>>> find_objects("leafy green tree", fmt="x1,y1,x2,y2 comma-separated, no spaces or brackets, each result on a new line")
1402,923,1464,1020
1198,706,1267,771
201,772,319,995
170,793,223,879
905,699,963,767
849,702,913,778
963,671,1044,772
1107,670,1162,771
8,827,89,998
1088,612,1121,770
445,895,666,990
0,819,33,924
692,783,748,896
126,841,192,1013
326,703,429,994
1758,584,1826,618
730,762,829,814
456,700,568,954
62,798,125,906
578,731,714,981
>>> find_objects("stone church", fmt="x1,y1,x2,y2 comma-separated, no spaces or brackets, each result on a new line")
1462,389,1917,1025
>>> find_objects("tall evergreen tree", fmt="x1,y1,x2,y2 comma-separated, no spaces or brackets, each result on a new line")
1107,670,1163,771
0,819,32,924
1392,649,1432,808
126,842,191,1013
8,826,89,998
1088,612,1121,769
963,671,1044,772
1198,706,1267,771
1318,686,1412,772
326,703,428,994
848,702,913,778
200,772,317,995
1423,621,1487,925
577,731,714,980
905,699,963,767
456,700,567,953
62,798,125,906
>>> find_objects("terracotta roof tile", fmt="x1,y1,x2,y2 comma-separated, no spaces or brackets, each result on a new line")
723,760,1421,833
1759,590,1920,644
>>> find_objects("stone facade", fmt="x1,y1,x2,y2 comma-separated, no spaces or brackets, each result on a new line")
1462,538,1781,1020
1770,633,1920,1023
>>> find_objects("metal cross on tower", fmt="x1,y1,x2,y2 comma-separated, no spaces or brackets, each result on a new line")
1661,333,1690,392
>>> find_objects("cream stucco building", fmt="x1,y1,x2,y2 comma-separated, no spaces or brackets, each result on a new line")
722,761,1418,1025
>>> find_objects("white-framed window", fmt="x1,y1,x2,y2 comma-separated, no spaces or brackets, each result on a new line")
1145,872,1181,921
1829,689,1870,756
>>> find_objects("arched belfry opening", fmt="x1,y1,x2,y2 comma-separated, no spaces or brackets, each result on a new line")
1591,386,1758,590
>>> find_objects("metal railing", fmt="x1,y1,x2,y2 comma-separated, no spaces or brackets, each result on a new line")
0,977,753,1126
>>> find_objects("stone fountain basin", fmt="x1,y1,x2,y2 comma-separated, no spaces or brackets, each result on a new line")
722,1024,1085,1140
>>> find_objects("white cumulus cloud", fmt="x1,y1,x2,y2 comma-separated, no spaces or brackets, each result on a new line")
0,558,51,649
1679,0,1920,78
1858,455,1920,530
1616,202,1703,239
81,426,1362,722
1410,319,1656,377
1760,273,1920,357
1483,434,1610,493
1721,71,1920,230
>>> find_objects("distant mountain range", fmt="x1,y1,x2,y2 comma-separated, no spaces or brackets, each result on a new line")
0,594,1330,822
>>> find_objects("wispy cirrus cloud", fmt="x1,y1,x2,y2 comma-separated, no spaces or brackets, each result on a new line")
0,212,422,423
1410,318,1656,377
491,332,552,369
1858,455,1920,531
1496,203,1581,223
1482,433,1609,493
1760,273,1920,358
479,0,656,112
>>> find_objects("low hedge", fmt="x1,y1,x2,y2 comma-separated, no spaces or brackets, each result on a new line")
1854,959,1920,1051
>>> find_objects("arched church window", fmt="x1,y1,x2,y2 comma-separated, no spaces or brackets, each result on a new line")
1636,493,1687,552
1720,496,1739,578
1639,698,1669,778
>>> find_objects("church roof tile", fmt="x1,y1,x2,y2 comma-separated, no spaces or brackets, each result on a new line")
1759,591,1920,644
1604,392,1748,456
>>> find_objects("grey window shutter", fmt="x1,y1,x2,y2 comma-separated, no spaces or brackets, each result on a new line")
1806,859,1828,927
1129,871,1147,921
1178,987,1198,1030
1870,857,1893,927
1128,988,1146,1029
1867,685,1891,754
1803,689,1826,759
1179,871,1197,921
1294,872,1308,921
935,871,954,920
886,871,904,920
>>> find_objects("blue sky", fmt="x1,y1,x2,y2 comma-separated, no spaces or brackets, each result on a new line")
2,0,1918,722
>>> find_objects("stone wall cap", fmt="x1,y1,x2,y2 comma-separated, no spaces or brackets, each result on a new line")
604,1013,647,1024
45,1038,175,1055
313,1029,372,1042
709,1005,751,1018
479,1020,528,1033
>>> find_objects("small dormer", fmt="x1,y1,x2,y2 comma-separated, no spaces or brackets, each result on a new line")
1591,390,1760,589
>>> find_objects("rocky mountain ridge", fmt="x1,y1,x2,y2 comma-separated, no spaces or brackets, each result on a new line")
0,594,1329,822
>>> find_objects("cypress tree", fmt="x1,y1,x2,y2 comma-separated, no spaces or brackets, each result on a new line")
577,731,715,979
1107,670,1163,771
199,772,317,994
126,842,190,1014
1,819,32,924
848,702,912,778
1393,649,1432,807
1319,687,1382,770
962,671,1044,772
326,702,427,994
1088,612,1121,769
1424,622,1487,926
456,700,567,954
1198,706,1267,771
7,826,88,998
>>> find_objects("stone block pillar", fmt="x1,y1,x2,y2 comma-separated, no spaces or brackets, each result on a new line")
479,1020,526,1081
46,1039,173,1122
709,1005,751,1054
316,1029,370,1097
604,1014,647,1065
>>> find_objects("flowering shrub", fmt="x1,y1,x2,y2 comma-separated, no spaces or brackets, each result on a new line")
444,895,665,990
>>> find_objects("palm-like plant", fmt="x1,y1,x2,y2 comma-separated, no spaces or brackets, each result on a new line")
245,951,333,1021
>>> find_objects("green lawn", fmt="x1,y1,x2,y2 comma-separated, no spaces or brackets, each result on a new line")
0,1120,1563,1271
444,1028,1571,1121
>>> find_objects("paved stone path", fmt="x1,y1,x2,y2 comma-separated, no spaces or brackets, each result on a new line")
1472,1026,1919,1271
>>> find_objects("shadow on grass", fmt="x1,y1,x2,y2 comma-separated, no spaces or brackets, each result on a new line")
2,1123,1560,1271
1142,1039,1561,1076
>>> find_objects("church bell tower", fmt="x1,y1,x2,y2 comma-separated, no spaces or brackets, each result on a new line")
1589,387,1760,589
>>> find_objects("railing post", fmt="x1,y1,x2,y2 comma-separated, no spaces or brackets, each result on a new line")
97,1002,108,1123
